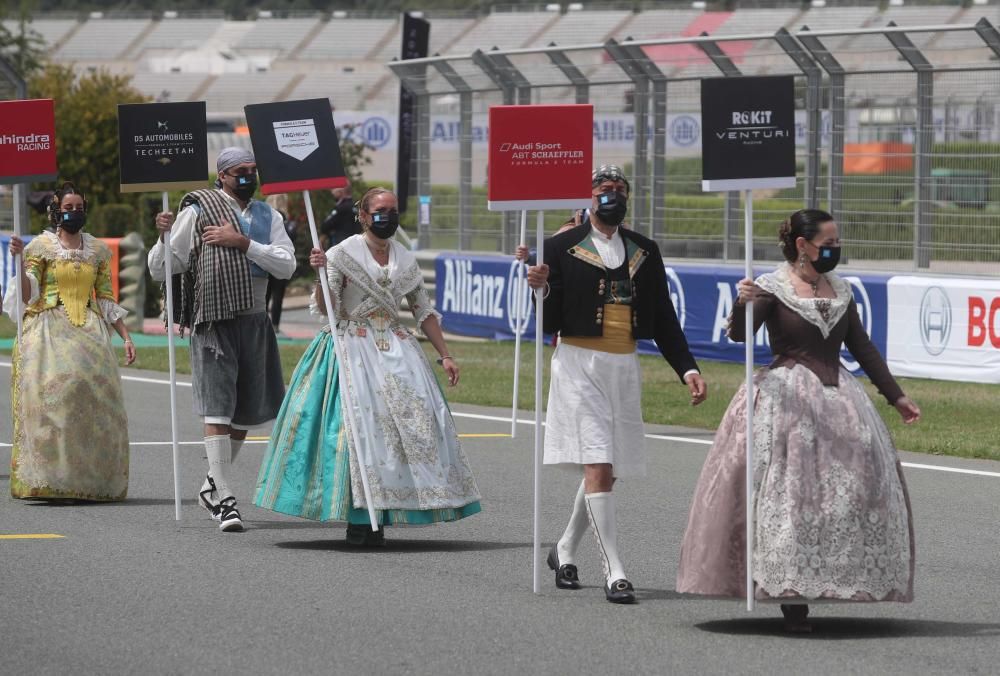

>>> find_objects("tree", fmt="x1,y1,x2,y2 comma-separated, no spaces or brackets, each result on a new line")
28,64,149,220
0,0,45,80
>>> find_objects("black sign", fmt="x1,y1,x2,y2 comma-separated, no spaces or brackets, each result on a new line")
244,98,347,194
396,13,430,213
701,75,796,192
118,101,208,193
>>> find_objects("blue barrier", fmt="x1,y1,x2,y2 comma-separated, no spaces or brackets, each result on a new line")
435,253,892,374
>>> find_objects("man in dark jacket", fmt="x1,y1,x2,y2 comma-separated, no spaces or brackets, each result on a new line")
320,181,360,247
526,165,707,604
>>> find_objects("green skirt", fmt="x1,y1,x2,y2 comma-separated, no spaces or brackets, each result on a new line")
254,332,481,525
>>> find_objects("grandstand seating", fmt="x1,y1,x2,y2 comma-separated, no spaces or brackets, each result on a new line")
56,18,152,60
133,18,225,54
6,5,991,115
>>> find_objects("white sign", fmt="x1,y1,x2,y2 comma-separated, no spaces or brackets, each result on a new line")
886,276,1000,384
273,119,318,161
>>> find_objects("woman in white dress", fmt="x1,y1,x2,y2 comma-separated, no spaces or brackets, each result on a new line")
255,188,481,545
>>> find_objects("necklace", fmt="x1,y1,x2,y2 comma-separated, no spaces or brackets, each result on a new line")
794,269,820,297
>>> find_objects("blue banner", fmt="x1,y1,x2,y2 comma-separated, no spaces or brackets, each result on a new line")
435,253,892,373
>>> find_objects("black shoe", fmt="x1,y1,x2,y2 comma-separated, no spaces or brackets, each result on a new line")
546,546,581,590
346,524,385,547
605,579,637,604
216,497,244,532
780,604,812,633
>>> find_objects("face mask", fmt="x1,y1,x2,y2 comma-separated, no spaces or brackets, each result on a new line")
230,174,257,201
60,210,86,233
594,190,628,227
810,245,841,273
369,211,399,239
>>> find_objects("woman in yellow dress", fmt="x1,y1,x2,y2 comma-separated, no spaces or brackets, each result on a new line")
3,182,136,501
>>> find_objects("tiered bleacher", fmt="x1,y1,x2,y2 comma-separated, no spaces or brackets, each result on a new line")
5,4,993,115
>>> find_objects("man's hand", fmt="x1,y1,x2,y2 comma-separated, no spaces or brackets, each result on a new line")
684,372,708,406
202,222,249,251
155,212,174,242
526,264,549,290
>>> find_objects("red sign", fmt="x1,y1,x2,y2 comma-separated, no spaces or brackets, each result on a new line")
0,99,58,184
487,104,593,211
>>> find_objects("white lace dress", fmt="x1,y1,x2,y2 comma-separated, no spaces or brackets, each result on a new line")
677,266,914,602
325,236,481,514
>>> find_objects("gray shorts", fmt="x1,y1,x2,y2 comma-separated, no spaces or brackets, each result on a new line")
190,313,285,428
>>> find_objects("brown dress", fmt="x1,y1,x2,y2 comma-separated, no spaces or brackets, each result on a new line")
676,265,914,602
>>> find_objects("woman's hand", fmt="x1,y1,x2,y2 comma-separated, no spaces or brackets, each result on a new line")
123,339,137,365
441,356,459,386
894,396,920,424
309,247,327,269
9,235,24,256
735,278,756,306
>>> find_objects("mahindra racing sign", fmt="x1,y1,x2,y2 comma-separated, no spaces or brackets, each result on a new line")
487,104,593,211
0,98,58,184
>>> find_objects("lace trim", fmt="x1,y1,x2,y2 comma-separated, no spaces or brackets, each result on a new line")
755,264,851,339
40,231,106,264
751,366,912,601
97,298,128,324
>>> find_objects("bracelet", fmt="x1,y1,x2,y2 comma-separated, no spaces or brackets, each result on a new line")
124,339,133,344
436,356,454,365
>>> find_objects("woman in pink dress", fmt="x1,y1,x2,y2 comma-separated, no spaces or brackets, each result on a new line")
676,209,921,632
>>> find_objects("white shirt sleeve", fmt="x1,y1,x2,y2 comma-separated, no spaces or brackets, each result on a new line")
2,271,40,319
147,206,197,281
245,208,296,280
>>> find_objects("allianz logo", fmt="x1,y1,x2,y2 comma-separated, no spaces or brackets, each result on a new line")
440,259,535,334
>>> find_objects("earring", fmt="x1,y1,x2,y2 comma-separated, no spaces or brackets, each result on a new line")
799,254,807,268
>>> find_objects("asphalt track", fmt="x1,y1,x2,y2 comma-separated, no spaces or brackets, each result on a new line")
1,360,999,675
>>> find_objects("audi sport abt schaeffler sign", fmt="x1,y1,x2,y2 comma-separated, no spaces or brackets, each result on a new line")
0,98,58,185
487,104,593,211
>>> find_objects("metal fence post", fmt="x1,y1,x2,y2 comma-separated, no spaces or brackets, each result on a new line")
697,36,742,260
431,60,474,251
775,29,822,209
798,30,846,220
886,23,934,269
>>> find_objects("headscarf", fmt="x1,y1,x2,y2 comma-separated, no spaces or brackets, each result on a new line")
591,164,630,194
216,147,255,174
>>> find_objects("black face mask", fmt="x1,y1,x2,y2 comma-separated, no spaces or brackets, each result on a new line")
369,211,399,240
59,210,86,233
811,245,841,273
230,174,257,201
594,190,628,227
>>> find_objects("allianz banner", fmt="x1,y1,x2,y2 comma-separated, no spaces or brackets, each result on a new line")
435,253,890,375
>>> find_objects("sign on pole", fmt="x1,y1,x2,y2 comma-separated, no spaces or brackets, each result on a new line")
487,103,593,595
243,98,378,529
701,74,797,612
117,101,209,522
701,75,796,192
244,98,348,194
0,98,57,184
117,101,209,193
487,104,594,211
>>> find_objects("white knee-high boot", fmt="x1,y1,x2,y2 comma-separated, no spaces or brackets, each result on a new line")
585,491,627,585
556,480,588,565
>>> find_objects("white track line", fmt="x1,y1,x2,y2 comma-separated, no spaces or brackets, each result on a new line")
2,362,998,479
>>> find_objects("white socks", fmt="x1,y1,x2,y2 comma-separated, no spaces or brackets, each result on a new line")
204,435,234,501
203,437,245,499
556,480,588,565
585,492,626,586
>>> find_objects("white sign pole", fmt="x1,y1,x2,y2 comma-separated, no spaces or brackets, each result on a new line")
12,183,23,342
533,209,545,595
302,189,379,529
744,189,755,612
510,209,528,438
162,192,183,521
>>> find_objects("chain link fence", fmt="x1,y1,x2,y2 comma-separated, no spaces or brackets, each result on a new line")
391,19,1000,275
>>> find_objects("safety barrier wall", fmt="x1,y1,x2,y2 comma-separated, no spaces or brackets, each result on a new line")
435,252,1000,384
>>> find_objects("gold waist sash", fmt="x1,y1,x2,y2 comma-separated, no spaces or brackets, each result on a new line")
561,304,636,355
